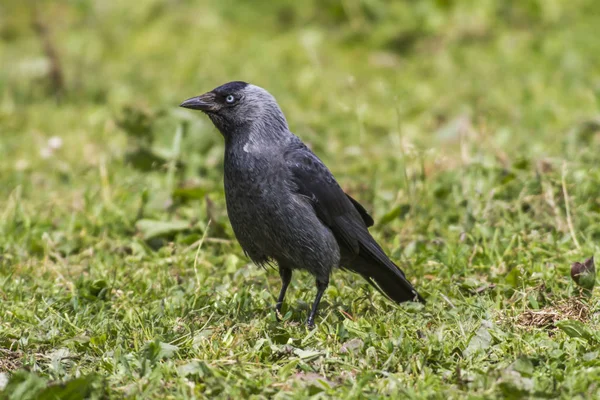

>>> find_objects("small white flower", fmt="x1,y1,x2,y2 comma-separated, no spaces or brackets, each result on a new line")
15,159,29,171
47,136,63,150
40,147,53,159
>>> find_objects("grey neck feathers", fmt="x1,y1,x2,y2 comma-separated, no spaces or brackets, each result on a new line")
247,103,289,140
223,87,291,147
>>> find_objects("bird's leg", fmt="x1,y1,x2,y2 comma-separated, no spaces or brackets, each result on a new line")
306,278,329,328
275,267,292,320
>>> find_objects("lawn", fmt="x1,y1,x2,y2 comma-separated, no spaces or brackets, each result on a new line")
1,0,600,398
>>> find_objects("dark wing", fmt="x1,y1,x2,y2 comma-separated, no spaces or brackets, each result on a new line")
284,139,424,304
284,141,368,256
346,194,374,227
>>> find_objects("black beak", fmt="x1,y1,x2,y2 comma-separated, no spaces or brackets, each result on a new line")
179,92,217,112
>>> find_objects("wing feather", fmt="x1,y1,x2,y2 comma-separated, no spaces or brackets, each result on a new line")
283,139,424,304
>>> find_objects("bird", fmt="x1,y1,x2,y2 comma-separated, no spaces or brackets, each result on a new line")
180,81,425,327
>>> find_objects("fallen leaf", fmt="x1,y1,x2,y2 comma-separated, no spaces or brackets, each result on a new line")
340,338,364,354
464,320,493,357
136,219,191,240
571,257,596,291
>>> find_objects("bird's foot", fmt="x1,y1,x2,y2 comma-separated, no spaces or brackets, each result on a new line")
275,303,283,322
306,317,316,330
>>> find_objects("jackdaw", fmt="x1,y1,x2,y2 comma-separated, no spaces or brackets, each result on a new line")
180,81,425,327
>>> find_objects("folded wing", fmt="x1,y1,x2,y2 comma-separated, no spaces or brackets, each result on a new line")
284,140,424,304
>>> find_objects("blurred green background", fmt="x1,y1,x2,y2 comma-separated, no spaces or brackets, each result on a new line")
1,0,600,398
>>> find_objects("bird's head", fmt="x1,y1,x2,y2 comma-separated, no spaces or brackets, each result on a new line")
180,81,288,139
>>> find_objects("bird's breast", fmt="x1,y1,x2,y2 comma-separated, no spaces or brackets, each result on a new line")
223,149,340,272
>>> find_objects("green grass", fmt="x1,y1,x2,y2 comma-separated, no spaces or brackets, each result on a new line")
1,0,600,398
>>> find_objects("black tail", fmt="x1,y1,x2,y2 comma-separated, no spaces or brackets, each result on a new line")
351,254,425,303
344,235,425,304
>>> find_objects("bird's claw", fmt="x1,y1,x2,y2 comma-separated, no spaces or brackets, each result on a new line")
275,303,283,322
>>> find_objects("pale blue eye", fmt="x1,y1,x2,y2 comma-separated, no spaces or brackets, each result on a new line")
226,95,235,104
